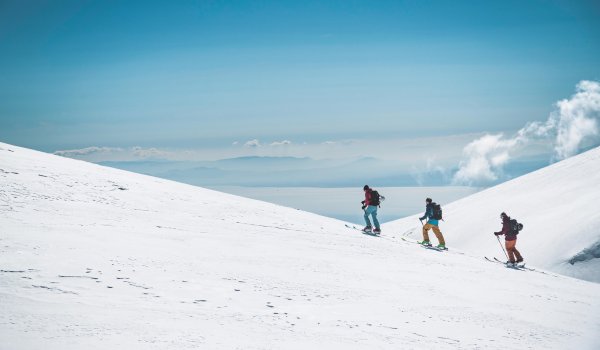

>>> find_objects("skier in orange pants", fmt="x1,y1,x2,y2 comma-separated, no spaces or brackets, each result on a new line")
494,212,524,266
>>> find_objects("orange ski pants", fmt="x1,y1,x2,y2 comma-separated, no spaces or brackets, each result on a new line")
505,239,523,263
422,223,445,245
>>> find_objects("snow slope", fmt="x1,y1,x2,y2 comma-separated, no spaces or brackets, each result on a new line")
384,146,600,283
1,142,599,349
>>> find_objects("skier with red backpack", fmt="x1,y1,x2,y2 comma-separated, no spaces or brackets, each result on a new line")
361,185,382,234
494,212,524,266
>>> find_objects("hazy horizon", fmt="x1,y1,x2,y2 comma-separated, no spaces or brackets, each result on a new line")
209,185,481,224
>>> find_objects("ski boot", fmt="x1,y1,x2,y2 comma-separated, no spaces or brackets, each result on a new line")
418,240,432,247
362,226,372,233
436,243,446,250
373,228,381,235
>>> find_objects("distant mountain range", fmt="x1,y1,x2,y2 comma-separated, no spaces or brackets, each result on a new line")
100,155,550,187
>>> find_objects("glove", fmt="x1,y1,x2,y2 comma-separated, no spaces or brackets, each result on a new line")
361,205,366,210
361,200,365,205
494,232,501,236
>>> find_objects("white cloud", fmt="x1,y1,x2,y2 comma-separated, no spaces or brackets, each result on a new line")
55,146,170,161
452,134,518,185
54,147,123,157
553,80,600,160
411,156,451,186
132,147,167,159
243,139,261,148
452,80,600,185
270,140,292,146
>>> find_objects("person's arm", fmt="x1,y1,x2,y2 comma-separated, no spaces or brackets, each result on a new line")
419,206,428,221
495,220,509,235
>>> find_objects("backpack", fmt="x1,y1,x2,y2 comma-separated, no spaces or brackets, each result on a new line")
370,190,381,206
510,218,524,234
432,203,443,220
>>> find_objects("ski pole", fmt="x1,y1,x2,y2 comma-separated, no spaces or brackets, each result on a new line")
496,235,509,260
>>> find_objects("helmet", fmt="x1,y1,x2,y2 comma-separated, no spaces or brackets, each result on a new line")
363,185,370,191
500,212,507,219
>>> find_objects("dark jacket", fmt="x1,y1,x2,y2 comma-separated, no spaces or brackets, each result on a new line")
495,216,517,241
419,203,439,226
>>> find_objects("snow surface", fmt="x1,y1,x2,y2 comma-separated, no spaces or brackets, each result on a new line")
384,146,600,284
1,142,599,349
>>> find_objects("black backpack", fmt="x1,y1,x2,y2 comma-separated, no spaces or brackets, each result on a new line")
510,218,523,234
370,190,381,206
432,203,443,220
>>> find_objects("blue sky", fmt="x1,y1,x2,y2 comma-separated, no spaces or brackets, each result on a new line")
1,0,599,186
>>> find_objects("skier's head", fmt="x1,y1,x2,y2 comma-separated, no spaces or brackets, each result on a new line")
500,212,508,219
425,198,432,204
363,185,370,191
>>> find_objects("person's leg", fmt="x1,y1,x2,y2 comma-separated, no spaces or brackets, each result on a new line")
363,208,372,228
513,239,523,262
422,224,432,242
432,225,445,246
371,206,380,229
505,240,516,263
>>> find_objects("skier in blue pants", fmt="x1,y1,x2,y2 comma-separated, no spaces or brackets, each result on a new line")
361,185,381,234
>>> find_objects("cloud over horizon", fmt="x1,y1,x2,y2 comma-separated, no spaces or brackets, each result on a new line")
453,80,600,185
54,146,124,157
55,146,171,162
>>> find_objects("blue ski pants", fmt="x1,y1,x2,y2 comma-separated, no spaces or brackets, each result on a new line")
364,205,380,229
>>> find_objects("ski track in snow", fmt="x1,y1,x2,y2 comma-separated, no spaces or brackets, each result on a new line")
0,142,599,349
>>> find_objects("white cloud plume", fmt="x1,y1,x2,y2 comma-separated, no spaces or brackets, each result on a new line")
55,146,170,161
240,139,293,148
411,156,451,186
132,147,167,159
270,140,292,146
243,139,261,148
453,80,600,185
54,146,123,157
452,134,519,185
552,80,600,159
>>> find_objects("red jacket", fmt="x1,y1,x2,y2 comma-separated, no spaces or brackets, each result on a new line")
364,190,373,206
495,216,517,241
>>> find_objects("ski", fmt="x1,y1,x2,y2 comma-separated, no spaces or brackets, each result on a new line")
400,237,418,244
345,224,380,237
493,257,533,270
423,245,448,252
401,237,448,251
485,256,534,271
484,256,499,263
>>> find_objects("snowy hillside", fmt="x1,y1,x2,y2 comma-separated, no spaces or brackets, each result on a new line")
1,142,599,349
384,146,600,283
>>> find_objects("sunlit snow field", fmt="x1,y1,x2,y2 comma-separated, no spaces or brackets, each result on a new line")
1,142,599,349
